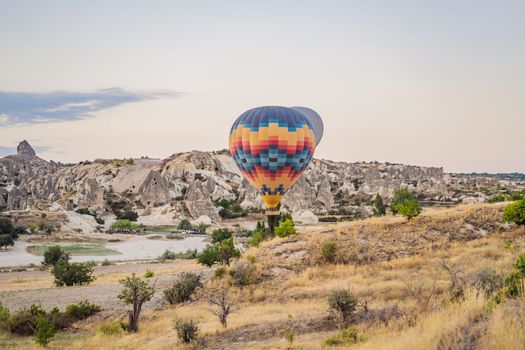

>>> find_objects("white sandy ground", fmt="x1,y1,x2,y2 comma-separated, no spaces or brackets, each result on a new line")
0,235,208,267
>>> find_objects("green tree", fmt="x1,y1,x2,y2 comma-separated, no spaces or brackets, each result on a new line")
217,238,241,266
211,228,233,243
392,189,421,220
503,199,525,232
108,219,141,233
274,218,298,238
0,234,14,250
177,218,193,231
52,261,95,286
197,244,220,267
0,217,15,237
32,314,56,347
373,194,386,216
118,273,155,332
42,245,70,267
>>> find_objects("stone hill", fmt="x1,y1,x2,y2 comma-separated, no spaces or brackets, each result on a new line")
0,141,523,225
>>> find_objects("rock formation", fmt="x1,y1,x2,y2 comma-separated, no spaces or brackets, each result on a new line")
0,141,523,224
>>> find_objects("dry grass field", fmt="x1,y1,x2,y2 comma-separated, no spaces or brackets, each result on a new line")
1,203,524,350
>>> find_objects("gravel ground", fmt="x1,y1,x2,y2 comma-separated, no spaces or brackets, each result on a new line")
0,261,210,312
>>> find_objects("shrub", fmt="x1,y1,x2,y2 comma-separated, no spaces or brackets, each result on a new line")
392,189,421,220
42,245,70,267
503,199,525,229
0,302,10,330
37,222,56,235
211,228,233,244
7,310,34,336
101,259,113,266
217,238,241,266
118,210,138,222
197,223,209,234
163,272,202,304
174,318,199,343
144,270,155,278
325,327,361,346
108,219,142,233
33,314,56,347
65,300,101,320
373,193,386,216
274,218,297,238
328,289,358,322
320,241,338,263
52,261,95,287
158,248,199,261
98,321,124,335
0,234,14,250
177,219,193,231
229,261,256,288
0,217,15,237
469,268,504,298
249,229,265,247
197,244,220,267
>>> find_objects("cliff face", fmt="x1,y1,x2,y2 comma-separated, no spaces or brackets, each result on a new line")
1,142,523,222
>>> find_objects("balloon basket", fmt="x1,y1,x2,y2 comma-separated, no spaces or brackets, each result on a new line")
265,210,280,216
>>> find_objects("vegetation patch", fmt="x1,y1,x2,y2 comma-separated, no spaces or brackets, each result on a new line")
27,244,120,256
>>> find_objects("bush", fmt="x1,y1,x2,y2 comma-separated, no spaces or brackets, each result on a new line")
469,268,504,298
0,217,15,237
65,300,101,320
42,245,70,267
249,229,265,247
7,310,35,336
101,259,113,266
174,318,199,343
197,245,220,267
33,314,56,347
211,228,233,244
108,219,142,233
392,189,421,220
503,199,525,228
52,261,95,287
164,272,202,304
229,261,256,287
98,321,124,335
217,238,241,266
325,327,361,346
0,302,10,330
197,223,209,234
373,194,386,216
274,218,297,238
328,289,358,322
118,210,138,222
0,234,14,250
320,241,338,263
37,222,56,235
118,273,155,332
144,270,155,278
177,219,193,231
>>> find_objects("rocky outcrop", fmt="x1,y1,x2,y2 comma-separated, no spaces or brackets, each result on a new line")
17,140,36,157
0,141,523,223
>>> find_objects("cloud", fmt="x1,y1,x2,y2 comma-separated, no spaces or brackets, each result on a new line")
0,88,178,126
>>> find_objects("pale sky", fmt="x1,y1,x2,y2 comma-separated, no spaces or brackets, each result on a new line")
0,0,524,173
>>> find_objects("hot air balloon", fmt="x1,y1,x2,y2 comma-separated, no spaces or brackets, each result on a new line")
290,106,324,146
229,106,317,211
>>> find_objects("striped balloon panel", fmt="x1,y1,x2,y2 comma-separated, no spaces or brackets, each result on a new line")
229,106,315,208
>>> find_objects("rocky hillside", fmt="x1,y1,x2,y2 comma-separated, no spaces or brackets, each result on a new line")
1,141,523,225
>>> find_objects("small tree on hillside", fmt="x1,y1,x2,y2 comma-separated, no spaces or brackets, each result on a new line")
217,238,241,266
178,219,193,231
118,273,155,332
274,218,297,238
373,194,386,216
0,217,15,236
52,261,95,286
42,246,70,267
32,314,56,347
503,199,525,232
392,189,421,220
211,228,233,243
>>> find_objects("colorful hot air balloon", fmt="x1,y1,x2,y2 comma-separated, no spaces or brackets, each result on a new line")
290,106,324,146
229,106,316,209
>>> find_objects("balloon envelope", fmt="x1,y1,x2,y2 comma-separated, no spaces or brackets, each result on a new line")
290,106,323,146
229,106,316,209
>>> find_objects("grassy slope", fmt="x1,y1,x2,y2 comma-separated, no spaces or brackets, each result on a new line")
1,203,524,349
